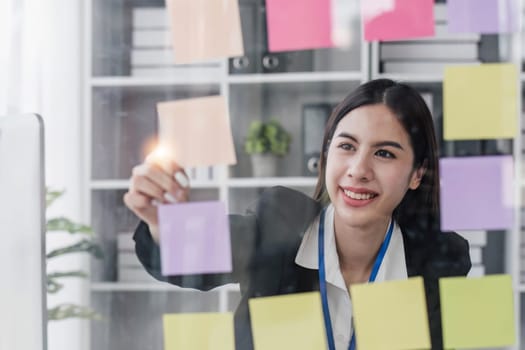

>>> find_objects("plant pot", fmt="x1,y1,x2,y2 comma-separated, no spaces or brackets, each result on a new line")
251,153,279,177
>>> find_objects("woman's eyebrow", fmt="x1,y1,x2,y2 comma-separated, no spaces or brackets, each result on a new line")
336,132,404,150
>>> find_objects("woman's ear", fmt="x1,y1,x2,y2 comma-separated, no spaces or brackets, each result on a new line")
409,161,427,190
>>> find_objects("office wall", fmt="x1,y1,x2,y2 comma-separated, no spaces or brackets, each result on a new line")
40,0,86,350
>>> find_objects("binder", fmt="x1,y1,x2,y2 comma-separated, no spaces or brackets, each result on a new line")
301,103,333,176
381,42,479,60
229,0,265,74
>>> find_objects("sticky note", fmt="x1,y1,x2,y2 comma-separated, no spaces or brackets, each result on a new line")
362,0,434,42
447,0,519,34
443,63,518,140
440,156,514,231
166,0,244,64
265,0,333,52
350,277,430,350
157,96,237,168
439,275,515,348
249,292,327,350
159,201,232,276
163,312,234,350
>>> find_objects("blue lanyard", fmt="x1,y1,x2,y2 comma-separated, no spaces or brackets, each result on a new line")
318,208,394,350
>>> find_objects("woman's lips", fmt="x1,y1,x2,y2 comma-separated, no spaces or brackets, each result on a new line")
340,187,378,207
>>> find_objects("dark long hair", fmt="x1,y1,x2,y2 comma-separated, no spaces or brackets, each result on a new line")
313,79,440,230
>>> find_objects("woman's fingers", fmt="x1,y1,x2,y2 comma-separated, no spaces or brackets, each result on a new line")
143,157,190,194
124,155,191,229
123,148,193,242
129,168,166,202
123,190,159,226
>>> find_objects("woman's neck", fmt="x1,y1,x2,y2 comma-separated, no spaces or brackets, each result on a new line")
333,212,391,287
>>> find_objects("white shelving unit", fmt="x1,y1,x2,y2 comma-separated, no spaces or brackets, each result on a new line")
83,0,366,349
370,7,524,348
83,0,525,349
90,282,240,293
227,71,364,84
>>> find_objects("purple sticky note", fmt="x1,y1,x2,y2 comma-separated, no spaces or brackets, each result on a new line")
447,0,518,34
362,0,435,42
265,0,333,52
158,201,232,276
440,156,514,231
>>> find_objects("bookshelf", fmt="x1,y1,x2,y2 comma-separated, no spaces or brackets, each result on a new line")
83,0,523,349
85,0,365,349
369,3,523,349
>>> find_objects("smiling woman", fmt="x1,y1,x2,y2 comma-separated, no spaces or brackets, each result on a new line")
324,104,424,234
315,79,439,231
125,78,471,350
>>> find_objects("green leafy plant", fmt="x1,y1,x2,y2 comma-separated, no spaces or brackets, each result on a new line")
243,119,292,156
46,188,103,321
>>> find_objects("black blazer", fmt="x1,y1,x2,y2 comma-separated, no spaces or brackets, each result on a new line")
134,186,471,350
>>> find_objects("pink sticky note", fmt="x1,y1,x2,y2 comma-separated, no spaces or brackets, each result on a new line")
157,96,237,168
440,156,514,231
265,0,333,52
167,0,244,64
159,201,232,276
362,0,435,41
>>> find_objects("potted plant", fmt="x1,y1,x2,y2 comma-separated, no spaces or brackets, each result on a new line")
244,119,291,177
46,188,103,321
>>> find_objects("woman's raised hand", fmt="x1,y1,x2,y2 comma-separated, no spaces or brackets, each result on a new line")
123,152,189,243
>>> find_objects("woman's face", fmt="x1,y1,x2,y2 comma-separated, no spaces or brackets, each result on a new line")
325,104,424,228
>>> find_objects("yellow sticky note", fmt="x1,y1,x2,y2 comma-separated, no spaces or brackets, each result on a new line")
350,277,430,350
249,292,327,350
443,63,518,140
439,274,515,349
157,96,237,168
167,0,244,64
163,312,234,350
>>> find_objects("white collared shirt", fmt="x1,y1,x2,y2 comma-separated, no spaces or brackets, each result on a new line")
295,205,408,350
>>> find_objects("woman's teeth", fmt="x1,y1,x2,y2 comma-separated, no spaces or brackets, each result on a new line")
343,189,376,200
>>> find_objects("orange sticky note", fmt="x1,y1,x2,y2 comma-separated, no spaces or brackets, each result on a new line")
167,0,244,64
157,96,237,167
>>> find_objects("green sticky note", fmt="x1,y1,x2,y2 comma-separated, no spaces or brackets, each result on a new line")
249,292,327,350
443,63,518,140
350,277,431,350
163,312,234,350
439,274,515,348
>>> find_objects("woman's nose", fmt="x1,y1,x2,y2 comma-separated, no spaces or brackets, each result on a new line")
347,153,373,181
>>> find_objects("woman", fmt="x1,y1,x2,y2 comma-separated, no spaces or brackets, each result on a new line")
124,79,471,350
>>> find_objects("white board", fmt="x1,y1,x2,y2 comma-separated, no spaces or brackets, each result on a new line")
0,114,46,350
